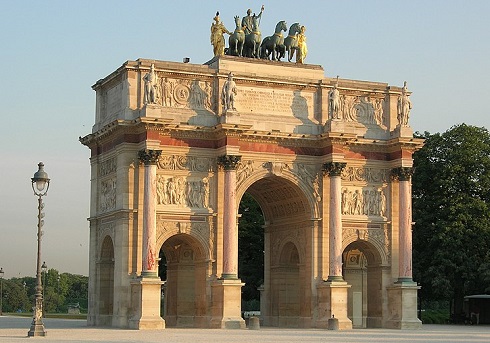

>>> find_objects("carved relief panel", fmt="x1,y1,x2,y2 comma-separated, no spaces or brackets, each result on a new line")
98,157,117,213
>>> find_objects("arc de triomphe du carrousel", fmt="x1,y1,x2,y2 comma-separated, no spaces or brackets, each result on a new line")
80,9,423,331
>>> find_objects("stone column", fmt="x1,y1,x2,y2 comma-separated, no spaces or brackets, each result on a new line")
392,167,414,282
217,154,241,279
138,149,161,278
323,162,346,281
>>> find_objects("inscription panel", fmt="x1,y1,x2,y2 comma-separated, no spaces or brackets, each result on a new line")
236,86,314,118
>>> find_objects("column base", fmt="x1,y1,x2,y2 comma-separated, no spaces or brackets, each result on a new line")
386,282,422,329
210,279,246,329
316,281,352,330
129,277,165,330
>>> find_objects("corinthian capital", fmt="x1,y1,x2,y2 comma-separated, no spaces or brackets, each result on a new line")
217,155,242,170
391,167,413,181
138,149,162,165
322,162,346,177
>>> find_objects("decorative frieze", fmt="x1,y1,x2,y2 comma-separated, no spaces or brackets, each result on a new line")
156,175,210,209
99,177,116,212
341,187,387,217
98,157,117,177
341,166,390,183
157,155,215,172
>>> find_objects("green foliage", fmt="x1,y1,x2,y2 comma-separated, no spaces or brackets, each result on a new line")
1,271,88,314
238,193,265,302
413,124,490,313
421,309,450,324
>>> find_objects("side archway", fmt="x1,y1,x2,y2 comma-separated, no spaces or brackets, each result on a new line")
343,239,386,328
98,235,114,325
158,233,208,328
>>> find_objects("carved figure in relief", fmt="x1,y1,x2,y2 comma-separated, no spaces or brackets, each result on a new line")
341,187,387,217
189,80,206,109
237,160,254,186
201,177,210,208
397,81,412,126
221,72,237,111
162,78,173,107
296,25,308,64
329,77,341,119
210,12,231,57
374,98,384,125
156,175,168,205
342,95,360,122
167,178,177,204
143,64,159,104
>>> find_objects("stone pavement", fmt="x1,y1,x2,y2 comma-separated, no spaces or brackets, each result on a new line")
0,316,489,343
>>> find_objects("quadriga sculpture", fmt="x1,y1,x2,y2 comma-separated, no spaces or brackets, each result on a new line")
260,20,287,61
284,22,302,62
243,15,262,58
228,16,245,57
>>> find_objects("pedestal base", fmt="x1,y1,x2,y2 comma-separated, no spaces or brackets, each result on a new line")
386,282,422,329
316,281,352,330
210,279,246,329
129,277,165,330
220,110,240,125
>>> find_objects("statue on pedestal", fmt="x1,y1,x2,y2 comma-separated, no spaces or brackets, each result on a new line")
221,72,237,112
397,81,412,126
143,64,159,105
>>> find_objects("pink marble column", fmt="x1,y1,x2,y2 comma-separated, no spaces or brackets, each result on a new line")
218,155,241,279
394,167,414,282
138,149,161,278
323,162,346,282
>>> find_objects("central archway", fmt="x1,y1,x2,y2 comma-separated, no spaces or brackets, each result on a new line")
238,173,314,327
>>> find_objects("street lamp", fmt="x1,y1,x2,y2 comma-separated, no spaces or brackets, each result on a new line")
28,162,49,337
41,261,47,317
0,267,4,316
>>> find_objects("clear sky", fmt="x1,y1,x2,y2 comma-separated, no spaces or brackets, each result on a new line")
1,1,489,279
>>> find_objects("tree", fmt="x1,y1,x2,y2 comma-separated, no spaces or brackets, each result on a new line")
412,124,490,318
238,192,265,309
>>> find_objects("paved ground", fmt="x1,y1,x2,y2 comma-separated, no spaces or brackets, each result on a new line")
0,316,489,343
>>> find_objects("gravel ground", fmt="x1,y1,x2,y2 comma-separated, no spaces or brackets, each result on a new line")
0,316,489,343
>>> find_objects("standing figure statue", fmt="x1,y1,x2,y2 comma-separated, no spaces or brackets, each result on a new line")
296,25,308,64
397,81,412,126
143,64,159,104
210,12,231,57
329,76,341,119
221,72,237,112
242,5,264,34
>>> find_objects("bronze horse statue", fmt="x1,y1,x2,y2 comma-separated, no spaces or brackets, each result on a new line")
228,16,245,57
284,23,302,62
260,20,287,61
243,15,261,58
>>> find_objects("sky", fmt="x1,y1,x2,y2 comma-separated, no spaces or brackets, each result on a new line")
1,0,489,279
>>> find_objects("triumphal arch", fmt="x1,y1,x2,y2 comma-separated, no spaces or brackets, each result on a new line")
80,53,423,330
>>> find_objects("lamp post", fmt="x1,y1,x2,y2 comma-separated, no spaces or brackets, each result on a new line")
41,261,47,317
0,267,4,316
28,162,49,337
